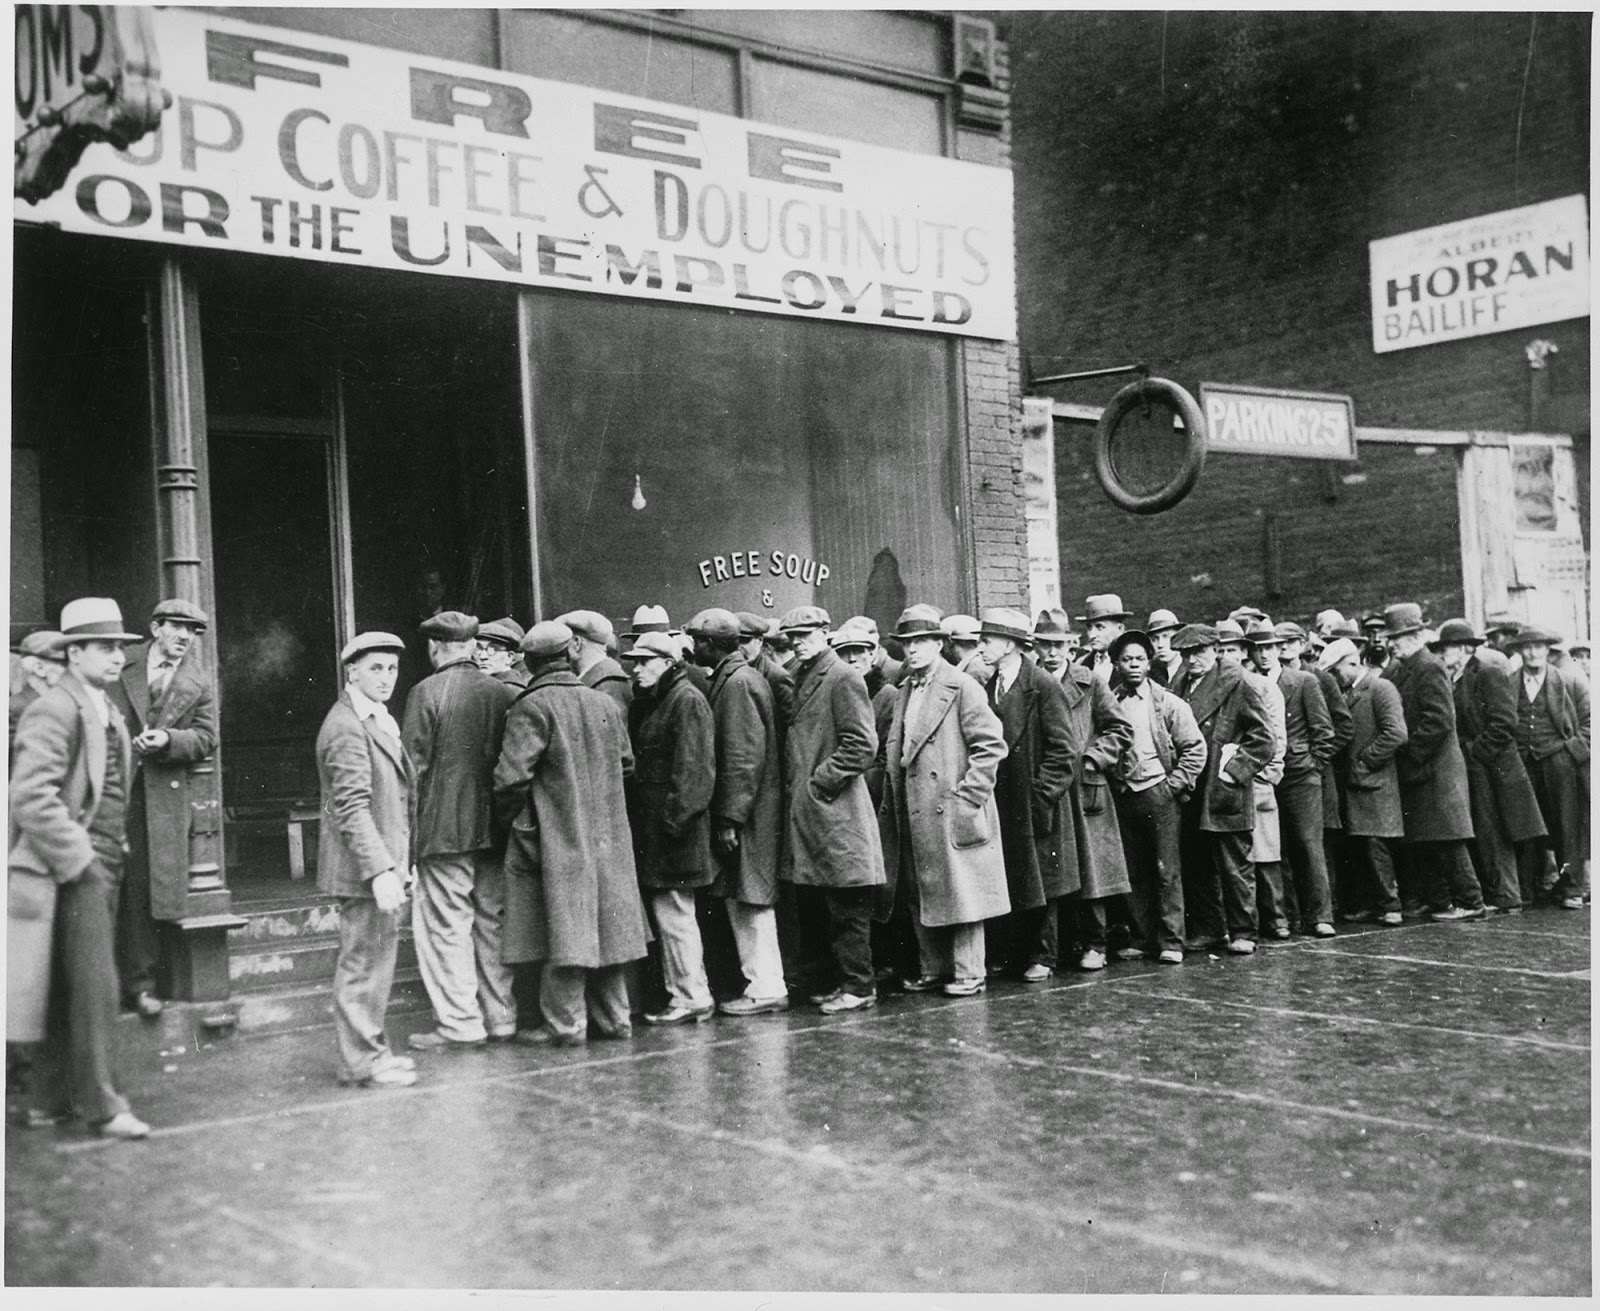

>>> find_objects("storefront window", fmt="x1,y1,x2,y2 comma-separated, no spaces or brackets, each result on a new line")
747,59,946,155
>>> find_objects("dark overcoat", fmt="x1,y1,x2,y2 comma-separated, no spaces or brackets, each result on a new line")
1179,661,1275,833
707,652,783,907
878,659,1010,926
1383,648,1474,842
494,670,648,969
1455,655,1546,844
755,652,797,730
581,656,634,713
401,658,514,858
1342,672,1407,838
315,692,414,898
989,657,1077,906
1060,665,1134,900
629,666,716,889
1277,666,1334,787
783,649,886,889
1315,667,1353,830
112,642,218,921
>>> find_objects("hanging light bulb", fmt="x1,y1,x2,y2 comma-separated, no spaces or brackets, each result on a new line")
631,473,647,511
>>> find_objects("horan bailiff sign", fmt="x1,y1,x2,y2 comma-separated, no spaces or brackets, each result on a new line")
1369,195,1590,354
1199,383,1357,462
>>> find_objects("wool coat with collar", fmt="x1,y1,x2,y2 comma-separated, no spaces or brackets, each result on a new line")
706,651,783,907
1058,664,1135,900
1383,647,1474,843
1341,671,1408,838
1178,660,1275,834
401,658,515,860
628,664,716,890
1454,654,1545,844
988,655,1077,906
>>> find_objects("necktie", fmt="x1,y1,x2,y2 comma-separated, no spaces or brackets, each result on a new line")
150,660,175,704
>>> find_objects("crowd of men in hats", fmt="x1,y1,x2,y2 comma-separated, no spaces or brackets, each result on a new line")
7,585,1589,1130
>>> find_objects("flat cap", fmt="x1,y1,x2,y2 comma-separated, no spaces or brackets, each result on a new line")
17,631,65,661
941,614,981,642
1228,605,1268,624
1317,638,1359,672
685,608,741,640
735,611,771,639
477,617,525,649
830,622,877,651
1109,629,1154,663
626,604,672,637
980,607,1034,645
557,609,614,646
1330,619,1365,642
622,631,680,661
1172,623,1219,651
520,620,574,658
892,605,945,640
1273,622,1307,643
844,616,881,643
1145,608,1181,634
778,605,831,633
152,598,209,630
340,631,406,663
418,610,479,641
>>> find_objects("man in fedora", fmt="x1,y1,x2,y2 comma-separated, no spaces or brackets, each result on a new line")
404,613,520,1053
1380,603,1486,921
941,614,988,682
979,606,1074,981
1433,620,1546,913
317,632,417,1088
10,599,150,1137
777,605,886,1013
1507,626,1589,909
562,609,632,711
10,631,64,752
1076,594,1132,683
880,604,1010,995
1146,610,1184,688
475,617,531,691
1032,609,1073,685
108,598,217,1019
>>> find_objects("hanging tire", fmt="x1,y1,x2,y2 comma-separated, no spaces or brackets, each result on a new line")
1093,377,1208,515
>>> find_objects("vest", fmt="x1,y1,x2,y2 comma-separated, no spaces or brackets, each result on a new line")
89,717,127,861
1515,677,1566,758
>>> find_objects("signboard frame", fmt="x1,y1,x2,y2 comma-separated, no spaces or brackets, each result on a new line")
1199,382,1358,463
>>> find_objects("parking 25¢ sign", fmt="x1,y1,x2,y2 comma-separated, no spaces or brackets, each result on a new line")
1200,384,1357,462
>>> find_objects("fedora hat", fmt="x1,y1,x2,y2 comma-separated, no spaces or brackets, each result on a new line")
54,598,141,649
17,631,65,663
625,604,672,638
1109,629,1155,663
1213,618,1247,644
1431,618,1482,649
892,605,944,640
1145,608,1181,635
1506,625,1560,649
979,607,1034,645
1380,603,1425,639
1244,619,1282,646
1079,594,1132,623
1033,608,1072,641
1273,621,1306,644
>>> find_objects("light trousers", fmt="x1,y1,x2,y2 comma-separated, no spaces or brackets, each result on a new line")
724,900,786,1000
649,888,713,1011
540,962,632,1040
912,918,986,981
333,896,402,1081
413,852,488,1040
471,856,517,1035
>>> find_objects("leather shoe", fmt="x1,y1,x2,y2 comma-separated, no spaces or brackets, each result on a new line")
1430,905,1487,921
94,1111,151,1139
1078,949,1106,971
339,1065,417,1089
408,1029,487,1051
717,995,789,1017
130,991,163,1018
643,1004,715,1026
942,977,985,997
1343,909,1377,923
807,988,843,1006
374,1051,416,1072
900,975,946,993
1022,963,1055,981
1312,923,1336,938
1226,939,1256,955
1113,947,1145,962
1561,896,1588,910
819,990,877,1013
514,1026,584,1047
1379,911,1403,926
1157,949,1184,965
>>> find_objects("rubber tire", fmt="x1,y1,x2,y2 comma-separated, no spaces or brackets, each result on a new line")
1093,377,1208,515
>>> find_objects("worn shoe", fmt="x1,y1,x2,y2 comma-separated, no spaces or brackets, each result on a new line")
643,1004,715,1026
1379,911,1403,926
807,988,844,1006
339,1064,417,1089
819,990,877,1013
1022,963,1055,981
408,1029,487,1051
1312,923,1336,938
717,994,790,1017
133,991,164,1019
1185,937,1227,954
1342,908,1377,923
94,1111,151,1139
1113,947,1146,962
1269,926,1292,940
1401,904,1429,920
1226,939,1256,955
1157,949,1184,965
486,1027,519,1042
514,1026,585,1047
900,975,946,993
1561,896,1588,910
942,977,985,997
1078,950,1106,971
374,1051,416,1072
1430,905,1487,922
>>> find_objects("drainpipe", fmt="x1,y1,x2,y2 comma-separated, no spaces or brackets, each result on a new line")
1526,338,1558,430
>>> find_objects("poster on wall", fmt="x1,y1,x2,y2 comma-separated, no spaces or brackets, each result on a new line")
1369,195,1590,354
13,7,1017,341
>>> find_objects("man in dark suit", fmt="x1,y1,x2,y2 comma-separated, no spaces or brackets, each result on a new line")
1508,627,1590,908
1380,604,1485,921
1434,619,1546,912
10,598,149,1138
108,599,217,1018
317,632,417,1088
1173,623,1276,954
404,613,518,1052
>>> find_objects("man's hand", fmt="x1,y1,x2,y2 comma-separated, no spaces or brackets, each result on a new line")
371,869,406,913
714,823,740,855
133,729,170,754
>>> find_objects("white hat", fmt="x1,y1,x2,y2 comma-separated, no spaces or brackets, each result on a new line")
626,604,672,638
54,598,141,648
1316,637,1358,672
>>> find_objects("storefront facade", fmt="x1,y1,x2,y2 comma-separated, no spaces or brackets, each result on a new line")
12,8,1027,1006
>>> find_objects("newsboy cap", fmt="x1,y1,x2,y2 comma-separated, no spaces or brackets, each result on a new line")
1079,594,1132,623
622,632,681,661
419,611,479,641
1109,629,1155,663
1273,622,1307,644
340,631,406,664
520,620,573,658
17,631,65,662
1483,612,1521,636
941,614,981,642
778,605,831,633
1380,603,1425,639
1317,638,1359,672
1145,608,1181,635
979,607,1034,645
892,605,945,640
557,610,614,646
844,616,881,643
477,617,525,649
735,611,771,639
685,608,741,641
1431,619,1482,649
1171,623,1219,651
151,598,209,630
830,622,877,652
1228,605,1268,625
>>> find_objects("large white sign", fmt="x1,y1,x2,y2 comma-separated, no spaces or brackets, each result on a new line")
14,9,1017,340
1369,195,1589,354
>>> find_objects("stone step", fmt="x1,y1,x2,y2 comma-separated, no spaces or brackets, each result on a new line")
229,934,418,993
231,971,432,1040
228,897,342,945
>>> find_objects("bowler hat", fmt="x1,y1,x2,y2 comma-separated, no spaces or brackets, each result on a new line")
54,598,141,648
520,621,574,659
735,611,770,640
1244,619,1283,646
1213,618,1248,645
17,631,65,662
777,605,831,634
1033,608,1072,642
1380,603,1425,639
340,631,406,664
1506,625,1560,649
830,622,876,651
151,598,209,631
558,610,615,646
941,614,981,642
622,632,680,661
1079,594,1132,623
1109,629,1155,663
979,607,1034,645
477,617,525,649
1431,618,1482,649
686,608,741,641
1483,612,1521,636
1317,638,1359,672
892,605,944,640
1171,623,1219,651
419,610,479,642
625,604,672,638
1145,608,1181,635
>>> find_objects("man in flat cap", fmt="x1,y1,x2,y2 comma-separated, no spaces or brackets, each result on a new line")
561,610,632,711
688,611,786,1016
1508,626,1589,909
777,605,886,1013
404,612,519,1052
1076,594,1132,684
1380,604,1486,921
622,631,717,1024
737,611,796,732
108,598,217,1019
11,599,150,1137
10,631,64,754
844,616,903,692
317,631,417,1088
1145,610,1184,688
475,618,531,691
495,622,649,1045
940,614,989,682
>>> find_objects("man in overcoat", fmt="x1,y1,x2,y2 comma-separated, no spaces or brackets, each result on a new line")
1507,626,1590,908
1075,594,1132,683
10,599,150,1137
1380,603,1486,921
1294,622,1355,917
1433,619,1546,913
738,612,796,732
1108,630,1206,963
108,599,216,1018
404,612,518,1052
980,607,1075,980
1174,624,1276,954
1031,609,1073,686
495,621,649,1045
879,605,1009,996
475,617,531,691
690,611,786,1016
1220,621,1286,938
1320,639,1408,922
9,631,64,753
316,631,417,1089
1146,610,1185,688
562,610,633,711
623,631,717,1024
778,605,886,1014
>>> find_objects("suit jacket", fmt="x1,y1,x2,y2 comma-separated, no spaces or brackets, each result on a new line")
1383,648,1473,842
706,652,783,907
628,666,716,889
1455,655,1545,844
1274,666,1334,786
401,659,514,858
1512,663,1590,765
1107,676,1207,799
1342,672,1407,838
1179,661,1275,833
1316,668,1353,830
316,691,414,898
989,657,1077,906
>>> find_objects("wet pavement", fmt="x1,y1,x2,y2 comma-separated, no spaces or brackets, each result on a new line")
6,912,1590,1294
